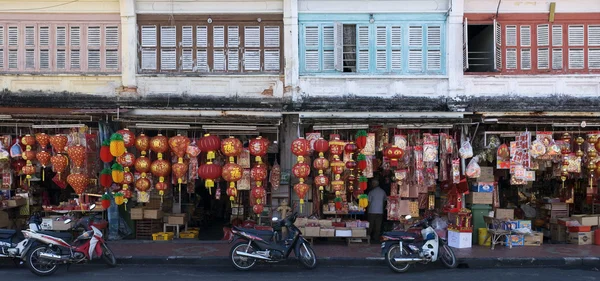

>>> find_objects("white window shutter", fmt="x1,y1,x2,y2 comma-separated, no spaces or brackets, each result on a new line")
56,49,66,69
520,25,531,47
568,48,584,69
8,26,18,46
160,26,176,47
105,50,118,70
88,50,101,69
105,26,119,47
505,25,517,46
537,48,549,69
552,48,563,70
391,26,401,46
304,26,319,71
70,26,81,46
323,26,334,46
70,49,80,69
56,27,66,46
391,50,401,71
213,50,225,71
0,26,3,46
181,26,193,47
376,26,387,46
358,26,370,71
463,18,469,70
39,27,50,46
264,26,279,47
376,50,387,70
408,50,422,71
196,50,208,71
305,26,319,46
264,50,280,71
213,26,225,48
589,25,600,46
408,26,423,71
0,50,4,69
244,49,260,71
228,26,239,47
359,25,369,46
8,50,17,69
520,49,531,70
25,26,35,46
323,50,334,70
376,26,387,70
552,25,563,46
228,49,239,71
141,49,156,70
358,50,369,71
244,26,261,47
409,26,423,46
87,26,100,47
181,49,193,70
25,49,34,68
506,48,517,69
427,50,441,70
196,26,208,47
160,49,176,70
305,50,319,71
40,49,49,69
494,19,502,70
323,26,335,70
589,49,600,69
568,25,584,46
537,24,549,46
333,22,343,71
427,26,441,47
391,26,402,71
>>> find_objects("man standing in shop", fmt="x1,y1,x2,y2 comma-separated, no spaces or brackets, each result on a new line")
367,179,387,242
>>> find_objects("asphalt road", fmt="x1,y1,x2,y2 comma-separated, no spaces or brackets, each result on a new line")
0,263,598,281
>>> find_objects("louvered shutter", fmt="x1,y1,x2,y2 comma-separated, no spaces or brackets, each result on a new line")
56,49,66,69
39,26,50,70
87,26,100,47
494,19,502,70
88,50,100,69
105,26,119,70
537,24,549,46
160,26,176,47
391,26,402,71
197,26,208,47
196,50,208,71
181,26,194,71
141,26,157,47
264,50,279,71
25,50,34,69
375,26,387,71
160,26,176,70
181,49,193,70
0,26,3,69
70,49,80,69
25,26,35,69
0,49,3,69
537,48,549,69
0,26,3,47
181,26,193,47
228,49,239,71
105,50,118,70
358,25,370,72
40,49,49,69
161,49,176,70
264,26,279,47
243,50,260,71
520,25,531,47
264,26,280,71
332,23,342,71
196,26,208,71
244,26,261,71
141,49,156,70
214,26,225,48
39,27,49,46
56,27,66,46
105,26,119,47
8,26,18,46
505,25,517,46
463,18,469,70
25,26,35,46
304,26,319,71
568,49,584,69
408,25,423,72
589,49,600,69
228,26,239,47
520,49,531,70
8,50,17,69
552,25,563,46
140,26,156,70
213,50,225,71
552,48,563,70
427,25,441,71
589,25,600,46
227,26,240,71
87,26,101,70
506,48,517,69
568,25,584,46
244,26,260,48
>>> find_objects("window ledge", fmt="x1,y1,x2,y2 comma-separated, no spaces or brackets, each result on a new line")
0,72,121,77
300,74,448,79
136,73,283,78
465,73,600,78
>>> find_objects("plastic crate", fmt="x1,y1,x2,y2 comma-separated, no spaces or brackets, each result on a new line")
152,232,174,241
179,231,199,239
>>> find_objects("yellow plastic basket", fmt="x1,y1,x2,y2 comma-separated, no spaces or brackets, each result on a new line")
179,231,199,239
152,232,174,241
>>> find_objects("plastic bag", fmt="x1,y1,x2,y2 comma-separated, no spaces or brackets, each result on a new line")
466,156,481,178
459,139,473,159
432,217,448,231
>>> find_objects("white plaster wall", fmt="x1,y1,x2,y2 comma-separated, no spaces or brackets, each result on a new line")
299,77,448,97
137,76,284,98
0,75,121,95
135,0,283,14
0,0,120,13
299,0,449,13
465,0,600,13
463,75,600,97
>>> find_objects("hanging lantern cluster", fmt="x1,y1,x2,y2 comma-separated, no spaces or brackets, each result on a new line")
135,133,151,202
345,142,358,191
221,137,243,204
313,138,329,199
249,136,270,214
21,135,36,186
587,135,598,189
150,134,170,202
50,135,68,179
560,133,571,189
292,137,311,212
169,134,191,189
35,133,51,181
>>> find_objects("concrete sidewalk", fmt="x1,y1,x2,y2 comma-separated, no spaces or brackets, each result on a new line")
107,239,600,268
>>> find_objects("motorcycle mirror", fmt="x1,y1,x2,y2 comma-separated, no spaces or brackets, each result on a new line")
272,217,279,222
64,219,72,224
89,204,96,210
404,215,412,220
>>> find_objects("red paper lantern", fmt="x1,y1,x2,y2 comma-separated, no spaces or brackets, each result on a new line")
357,154,367,170
22,163,36,180
252,204,264,215
67,173,89,195
291,138,310,158
251,187,266,204
249,136,270,163
117,129,136,148
355,130,367,150
226,186,237,201
150,134,169,159
135,156,152,176
35,133,50,149
21,135,36,150
345,142,357,154
123,171,134,185
222,163,243,188
314,138,329,156
117,152,136,171
49,135,68,154
135,133,150,156
172,162,188,184
314,174,330,188
199,134,221,160
151,159,171,183
169,134,190,163
251,163,268,186
68,145,86,169
292,162,310,180
332,180,345,192
198,162,222,191
221,137,243,163
345,160,357,170
51,154,68,175
22,150,36,162
12,159,25,174
36,151,51,167
330,156,345,175
313,157,329,172
384,146,404,167
294,182,310,211
329,138,345,156
155,181,169,198
135,177,151,192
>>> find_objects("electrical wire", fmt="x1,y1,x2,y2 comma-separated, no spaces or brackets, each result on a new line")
0,0,80,12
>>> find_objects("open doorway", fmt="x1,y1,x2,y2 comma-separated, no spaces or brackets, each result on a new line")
464,19,500,73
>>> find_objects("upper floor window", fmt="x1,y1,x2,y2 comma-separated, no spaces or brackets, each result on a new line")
464,17,600,74
0,23,120,73
300,18,445,75
138,15,283,74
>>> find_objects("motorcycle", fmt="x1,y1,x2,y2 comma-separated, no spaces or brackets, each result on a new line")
381,215,457,273
0,213,53,264
228,212,317,271
24,204,116,276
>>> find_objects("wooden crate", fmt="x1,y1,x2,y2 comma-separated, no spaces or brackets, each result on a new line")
135,219,162,240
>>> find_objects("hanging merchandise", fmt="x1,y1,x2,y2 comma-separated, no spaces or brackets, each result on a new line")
151,158,171,201
100,168,113,189
313,138,330,199
355,130,367,150
251,163,268,188
134,154,151,203
111,163,124,184
109,133,126,157
35,133,50,149
459,138,473,159
358,194,368,209
291,137,311,212
50,154,68,179
223,162,243,203
199,134,221,161
67,173,89,209
99,140,113,163
328,137,344,157
9,138,22,158
116,129,136,148
221,137,243,163
50,135,68,154
101,193,111,209
466,156,481,179
135,133,150,156
293,182,309,212
134,177,151,202
497,144,510,169
114,192,124,205
68,144,86,170
345,142,358,191
21,135,36,161
252,204,264,215
150,134,169,160
238,169,251,190
36,150,50,180
249,136,270,163
21,161,35,186
117,152,136,172
269,160,281,190
238,148,251,168
384,146,404,167
169,134,190,187
198,161,222,194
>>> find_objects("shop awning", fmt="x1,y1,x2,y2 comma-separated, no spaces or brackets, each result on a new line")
297,111,473,128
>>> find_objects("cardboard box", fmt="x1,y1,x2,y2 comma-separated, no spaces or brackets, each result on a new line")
571,215,599,226
41,216,73,231
167,214,186,225
297,227,305,235
568,231,593,245
495,209,514,219
0,211,9,228
335,227,352,237
294,217,308,227
306,219,319,226
479,167,494,182
518,220,532,230
7,197,26,207
320,227,335,237
551,223,567,242
503,221,519,230
524,232,543,246
305,226,320,237
351,227,367,238
448,230,472,249
505,234,524,247
466,192,493,204
476,182,494,193
318,219,332,227
144,209,163,220
131,208,144,220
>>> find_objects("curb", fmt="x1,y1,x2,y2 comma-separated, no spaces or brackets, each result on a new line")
103,256,600,268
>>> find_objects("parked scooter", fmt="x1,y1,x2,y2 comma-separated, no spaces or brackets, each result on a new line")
381,214,457,273
0,213,47,264
229,212,317,270
24,204,116,276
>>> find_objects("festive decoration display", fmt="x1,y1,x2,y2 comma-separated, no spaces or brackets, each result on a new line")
50,154,68,178
172,162,188,187
101,194,111,209
35,133,50,149
222,162,243,202
22,162,35,185
68,145,86,169
384,145,404,167
292,162,310,180
116,129,136,148
252,204,264,215
109,133,126,157
329,137,345,156
134,156,151,177
199,134,221,161
135,177,151,194
111,163,124,184
100,168,113,189
36,150,51,180
249,136,269,163
114,192,124,205
99,140,113,163
117,152,136,172
358,194,369,208
293,182,309,212
198,162,222,194
221,137,243,163
67,173,89,195
291,137,310,161
169,134,191,164
154,181,168,202
151,159,171,183
135,133,150,156
49,135,68,154
355,130,367,150
150,134,168,160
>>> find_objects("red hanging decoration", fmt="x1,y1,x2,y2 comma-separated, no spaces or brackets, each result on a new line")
116,128,136,148
249,136,270,163
35,133,50,149
384,146,404,167
313,138,329,156
199,134,221,161
172,162,188,187
100,168,113,189
135,133,150,156
355,130,367,150
50,154,68,178
222,163,243,202
49,135,68,154
150,134,169,160
135,156,152,177
291,138,310,159
251,163,268,187
294,182,309,212
198,162,222,194
252,204,264,215
292,162,311,179
169,134,191,163
329,137,345,156
68,145,86,169
221,137,243,163
100,140,113,163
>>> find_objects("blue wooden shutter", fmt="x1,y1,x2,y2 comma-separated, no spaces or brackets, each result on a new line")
426,25,441,71
408,25,423,72
357,25,369,72
304,25,320,71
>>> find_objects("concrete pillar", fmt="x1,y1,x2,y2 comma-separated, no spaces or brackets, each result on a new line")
119,0,137,90
448,0,465,97
283,0,299,101
272,114,299,206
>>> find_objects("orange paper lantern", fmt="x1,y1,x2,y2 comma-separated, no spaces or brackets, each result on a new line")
172,162,188,185
49,135,68,154
150,134,169,159
35,133,50,149
51,154,68,175
221,137,243,163
294,182,310,212
36,151,51,167
134,156,152,176
135,177,151,193
67,173,89,195
117,152,136,171
135,133,150,156
169,134,190,163
222,163,243,189
68,145,86,169
21,135,36,150
22,150,36,162
151,159,171,183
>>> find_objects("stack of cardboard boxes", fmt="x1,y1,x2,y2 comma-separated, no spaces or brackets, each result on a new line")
550,215,599,245
294,218,368,240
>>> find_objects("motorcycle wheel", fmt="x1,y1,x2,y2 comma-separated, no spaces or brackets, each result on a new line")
385,244,411,273
229,242,257,271
101,243,117,267
440,243,458,269
26,245,59,277
297,242,317,269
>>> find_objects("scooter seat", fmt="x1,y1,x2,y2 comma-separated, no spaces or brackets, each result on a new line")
38,231,73,242
383,231,418,240
0,229,17,239
235,227,274,241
